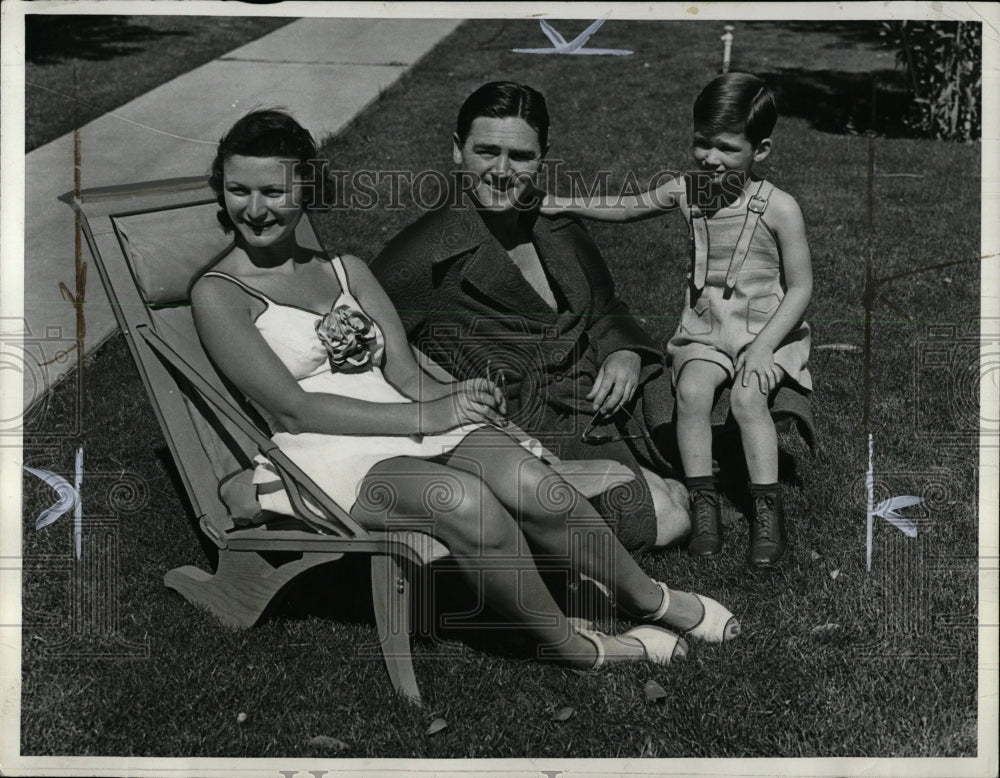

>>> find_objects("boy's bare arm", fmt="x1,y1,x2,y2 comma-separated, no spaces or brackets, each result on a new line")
753,190,812,350
541,176,684,222
735,189,813,392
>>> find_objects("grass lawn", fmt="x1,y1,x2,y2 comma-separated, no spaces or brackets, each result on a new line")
19,19,982,760
24,14,295,151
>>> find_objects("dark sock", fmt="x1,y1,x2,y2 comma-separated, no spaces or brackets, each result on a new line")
686,475,717,494
749,481,780,496
594,481,657,553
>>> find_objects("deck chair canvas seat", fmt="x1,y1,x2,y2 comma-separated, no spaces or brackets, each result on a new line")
62,176,636,704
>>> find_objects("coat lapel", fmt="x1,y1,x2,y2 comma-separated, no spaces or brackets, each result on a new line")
462,238,547,317
431,194,571,321
531,216,590,315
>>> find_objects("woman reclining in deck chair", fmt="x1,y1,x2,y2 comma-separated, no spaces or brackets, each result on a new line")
190,109,740,671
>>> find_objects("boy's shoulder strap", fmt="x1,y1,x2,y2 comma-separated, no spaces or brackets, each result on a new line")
725,180,775,292
682,173,712,291
689,202,710,292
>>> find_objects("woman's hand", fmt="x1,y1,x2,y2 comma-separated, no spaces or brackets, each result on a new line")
456,377,507,420
421,378,507,432
736,343,780,394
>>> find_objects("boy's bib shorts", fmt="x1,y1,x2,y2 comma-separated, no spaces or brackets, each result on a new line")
667,179,812,391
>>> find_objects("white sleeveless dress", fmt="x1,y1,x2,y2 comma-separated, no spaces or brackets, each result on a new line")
202,256,481,515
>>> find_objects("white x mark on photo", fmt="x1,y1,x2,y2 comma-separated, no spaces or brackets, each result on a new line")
511,19,633,56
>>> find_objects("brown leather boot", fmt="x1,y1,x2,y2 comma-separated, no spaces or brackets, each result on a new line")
687,488,723,557
748,483,786,567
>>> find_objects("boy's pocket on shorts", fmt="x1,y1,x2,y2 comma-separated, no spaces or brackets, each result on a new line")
746,293,781,334
680,297,713,335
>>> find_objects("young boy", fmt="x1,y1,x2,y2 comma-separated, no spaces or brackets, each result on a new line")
544,73,813,567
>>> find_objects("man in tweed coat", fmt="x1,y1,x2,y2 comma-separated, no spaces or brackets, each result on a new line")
371,82,689,552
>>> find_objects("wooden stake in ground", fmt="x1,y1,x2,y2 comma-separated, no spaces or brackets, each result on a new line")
721,25,734,73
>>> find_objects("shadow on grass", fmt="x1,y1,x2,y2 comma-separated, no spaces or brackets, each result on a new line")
277,556,583,661
761,67,914,137
150,430,544,661
154,445,221,567
26,15,185,65
742,20,887,48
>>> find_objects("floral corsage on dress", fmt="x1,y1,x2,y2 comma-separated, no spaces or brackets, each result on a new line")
315,305,383,370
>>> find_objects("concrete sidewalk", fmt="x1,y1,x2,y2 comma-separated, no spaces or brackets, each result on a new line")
18,16,460,411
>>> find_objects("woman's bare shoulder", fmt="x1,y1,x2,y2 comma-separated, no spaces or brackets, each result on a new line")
190,252,254,310
338,253,378,285
338,253,367,271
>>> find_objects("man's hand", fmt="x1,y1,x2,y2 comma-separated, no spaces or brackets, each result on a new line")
586,350,641,415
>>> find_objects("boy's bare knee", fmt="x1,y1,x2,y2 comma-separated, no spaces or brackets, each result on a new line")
675,363,726,414
730,382,771,423
674,377,708,411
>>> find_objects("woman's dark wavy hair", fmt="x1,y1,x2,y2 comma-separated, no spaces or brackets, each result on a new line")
693,72,777,146
454,81,550,151
208,109,326,232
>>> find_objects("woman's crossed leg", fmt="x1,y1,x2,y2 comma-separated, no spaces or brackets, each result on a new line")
351,445,633,667
355,429,721,653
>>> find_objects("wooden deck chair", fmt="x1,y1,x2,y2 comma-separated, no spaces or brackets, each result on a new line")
60,176,635,705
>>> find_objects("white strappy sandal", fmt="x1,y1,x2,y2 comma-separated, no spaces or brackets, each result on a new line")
646,581,741,643
575,625,689,670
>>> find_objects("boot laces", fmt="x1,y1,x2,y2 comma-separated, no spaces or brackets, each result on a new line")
691,491,719,536
752,494,778,542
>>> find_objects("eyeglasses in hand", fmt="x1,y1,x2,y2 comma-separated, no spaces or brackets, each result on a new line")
580,404,643,445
